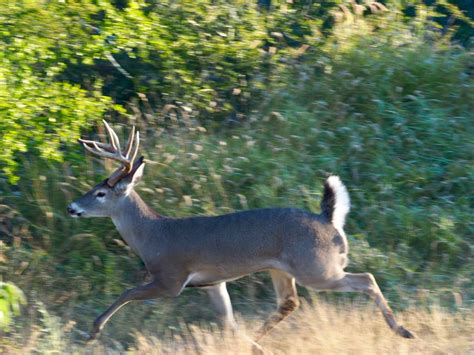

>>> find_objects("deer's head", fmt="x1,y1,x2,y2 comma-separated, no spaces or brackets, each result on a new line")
67,121,145,218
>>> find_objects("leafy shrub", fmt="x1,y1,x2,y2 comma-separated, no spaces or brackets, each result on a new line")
0,281,26,331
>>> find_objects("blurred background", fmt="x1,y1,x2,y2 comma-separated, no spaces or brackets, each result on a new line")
0,0,473,353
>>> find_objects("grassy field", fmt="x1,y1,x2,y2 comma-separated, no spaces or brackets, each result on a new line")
1,9,473,353
2,298,472,354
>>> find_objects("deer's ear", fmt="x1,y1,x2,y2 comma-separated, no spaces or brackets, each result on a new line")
115,157,145,192
129,160,145,186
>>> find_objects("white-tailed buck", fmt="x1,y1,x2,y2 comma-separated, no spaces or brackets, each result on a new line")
67,121,414,347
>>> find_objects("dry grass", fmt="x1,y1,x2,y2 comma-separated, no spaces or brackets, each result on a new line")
5,301,472,354
131,303,473,355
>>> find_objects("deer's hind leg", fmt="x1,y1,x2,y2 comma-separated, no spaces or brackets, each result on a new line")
254,269,300,342
324,272,415,338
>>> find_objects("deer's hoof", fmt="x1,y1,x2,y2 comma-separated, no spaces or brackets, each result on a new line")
397,326,415,339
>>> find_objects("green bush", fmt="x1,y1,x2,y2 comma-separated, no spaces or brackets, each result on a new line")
0,281,26,331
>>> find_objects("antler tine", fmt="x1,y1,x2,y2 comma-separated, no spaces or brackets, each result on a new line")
103,120,120,151
81,141,110,160
124,126,136,159
105,131,139,187
81,141,130,164
78,139,116,153
80,121,141,186
81,140,102,155
129,131,140,166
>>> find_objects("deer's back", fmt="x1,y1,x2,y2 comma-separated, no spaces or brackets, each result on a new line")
144,208,342,281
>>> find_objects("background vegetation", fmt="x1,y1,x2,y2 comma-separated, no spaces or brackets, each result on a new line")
0,0,472,353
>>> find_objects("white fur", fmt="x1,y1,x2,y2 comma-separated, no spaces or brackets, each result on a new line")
326,175,350,230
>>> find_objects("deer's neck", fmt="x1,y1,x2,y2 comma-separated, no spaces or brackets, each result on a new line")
110,190,161,255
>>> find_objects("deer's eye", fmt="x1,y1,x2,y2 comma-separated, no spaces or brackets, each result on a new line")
96,192,106,198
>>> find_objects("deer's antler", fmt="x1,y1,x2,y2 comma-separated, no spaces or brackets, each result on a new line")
79,120,140,187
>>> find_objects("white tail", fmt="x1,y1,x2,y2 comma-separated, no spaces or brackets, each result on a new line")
67,122,414,350
324,175,350,230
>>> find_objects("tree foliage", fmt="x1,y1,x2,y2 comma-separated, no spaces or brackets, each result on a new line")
0,2,114,183
2,0,470,182
0,281,26,331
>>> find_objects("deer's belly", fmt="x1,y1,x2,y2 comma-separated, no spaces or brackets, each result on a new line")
184,271,241,288
183,258,288,288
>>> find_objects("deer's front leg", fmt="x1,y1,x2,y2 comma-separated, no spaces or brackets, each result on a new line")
88,279,179,341
206,282,237,330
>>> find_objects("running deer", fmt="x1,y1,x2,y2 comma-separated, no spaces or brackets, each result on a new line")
67,121,414,346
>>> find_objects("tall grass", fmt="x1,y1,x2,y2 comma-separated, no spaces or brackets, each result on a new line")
2,300,472,354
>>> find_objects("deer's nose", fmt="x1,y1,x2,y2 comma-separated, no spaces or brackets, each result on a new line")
67,205,76,215
68,203,84,217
